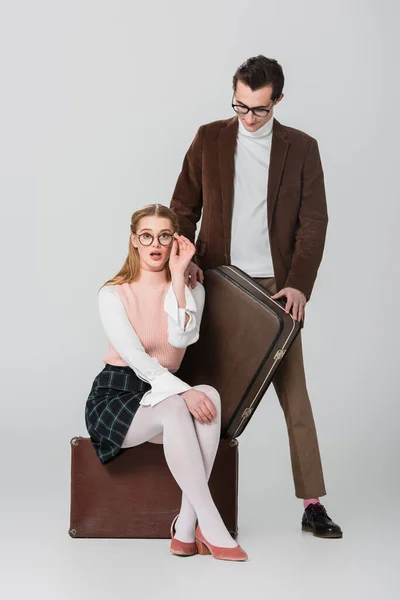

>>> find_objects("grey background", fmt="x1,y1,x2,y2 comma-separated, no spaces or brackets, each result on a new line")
1,0,399,598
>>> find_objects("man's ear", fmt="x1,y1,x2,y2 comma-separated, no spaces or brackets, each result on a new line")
274,93,284,106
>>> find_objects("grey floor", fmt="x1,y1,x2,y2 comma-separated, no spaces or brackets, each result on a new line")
4,491,398,600
3,396,399,600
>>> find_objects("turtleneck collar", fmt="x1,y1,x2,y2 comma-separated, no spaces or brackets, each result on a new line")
137,266,169,288
238,116,274,139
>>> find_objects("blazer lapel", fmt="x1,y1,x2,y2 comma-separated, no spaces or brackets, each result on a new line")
219,117,238,260
267,119,289,231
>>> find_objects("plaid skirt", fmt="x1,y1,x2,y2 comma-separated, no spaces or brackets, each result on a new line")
85,364,151,464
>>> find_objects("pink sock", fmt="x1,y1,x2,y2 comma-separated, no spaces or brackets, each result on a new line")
303,498,320,509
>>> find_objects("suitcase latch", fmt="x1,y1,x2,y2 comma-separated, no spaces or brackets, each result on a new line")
242,408,253,419
274,349,286,360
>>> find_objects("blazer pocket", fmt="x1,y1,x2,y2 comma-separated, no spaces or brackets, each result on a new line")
195,239,207,256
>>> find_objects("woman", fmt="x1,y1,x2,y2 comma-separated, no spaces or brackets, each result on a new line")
85,203,248,562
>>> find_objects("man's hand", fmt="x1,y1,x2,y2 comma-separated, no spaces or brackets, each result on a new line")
184,260,204,289
271,287,307,322
180,389,217,424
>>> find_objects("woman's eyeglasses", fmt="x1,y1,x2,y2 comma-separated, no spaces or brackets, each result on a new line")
136,232,174,247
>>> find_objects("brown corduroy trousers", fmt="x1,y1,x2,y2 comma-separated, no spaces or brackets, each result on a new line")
254,277,327,499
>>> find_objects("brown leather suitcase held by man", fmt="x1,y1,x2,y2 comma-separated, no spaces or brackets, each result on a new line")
69,436,238,539
177,265,303,439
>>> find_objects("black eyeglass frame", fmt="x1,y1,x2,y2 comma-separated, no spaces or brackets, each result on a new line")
231,93,275,118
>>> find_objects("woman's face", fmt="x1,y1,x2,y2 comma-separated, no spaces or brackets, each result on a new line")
131,215,175,271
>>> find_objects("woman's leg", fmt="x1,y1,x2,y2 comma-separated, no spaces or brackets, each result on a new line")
174,385,222,542
132,385,222,543
121,393,236,548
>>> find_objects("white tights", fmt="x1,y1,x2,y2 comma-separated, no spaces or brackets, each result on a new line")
121,385,236,547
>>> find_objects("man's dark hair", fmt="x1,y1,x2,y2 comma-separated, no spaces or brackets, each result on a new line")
232,55,284,101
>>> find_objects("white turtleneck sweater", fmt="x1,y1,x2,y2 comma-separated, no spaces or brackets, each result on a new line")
230,117,275,277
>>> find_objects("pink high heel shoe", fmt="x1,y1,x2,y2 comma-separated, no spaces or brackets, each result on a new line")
169,515,198,557
195,525,248,561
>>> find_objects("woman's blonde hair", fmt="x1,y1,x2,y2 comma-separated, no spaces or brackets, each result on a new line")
102,204,179,287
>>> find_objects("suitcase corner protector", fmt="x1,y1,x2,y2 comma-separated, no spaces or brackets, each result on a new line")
69,528,78,537
70,437,81,446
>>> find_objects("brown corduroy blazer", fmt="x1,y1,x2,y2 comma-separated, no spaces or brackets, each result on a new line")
170,117,328,300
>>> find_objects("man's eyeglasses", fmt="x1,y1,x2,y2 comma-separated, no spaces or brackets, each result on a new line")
231,93,274,118
136,232,174,247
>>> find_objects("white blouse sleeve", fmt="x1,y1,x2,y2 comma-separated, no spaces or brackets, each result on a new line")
164,282,206,348
98,286,191,406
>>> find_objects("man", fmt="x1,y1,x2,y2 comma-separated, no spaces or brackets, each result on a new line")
170,55,342,538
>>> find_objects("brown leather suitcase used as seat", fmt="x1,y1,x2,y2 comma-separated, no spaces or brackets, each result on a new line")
69,436,238,539
177,265,303,439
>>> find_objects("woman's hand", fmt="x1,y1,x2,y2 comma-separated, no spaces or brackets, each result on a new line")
169,234,196,277
180,389,217,424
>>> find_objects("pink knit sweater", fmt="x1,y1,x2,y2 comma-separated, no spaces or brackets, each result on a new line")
103,269,186,372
